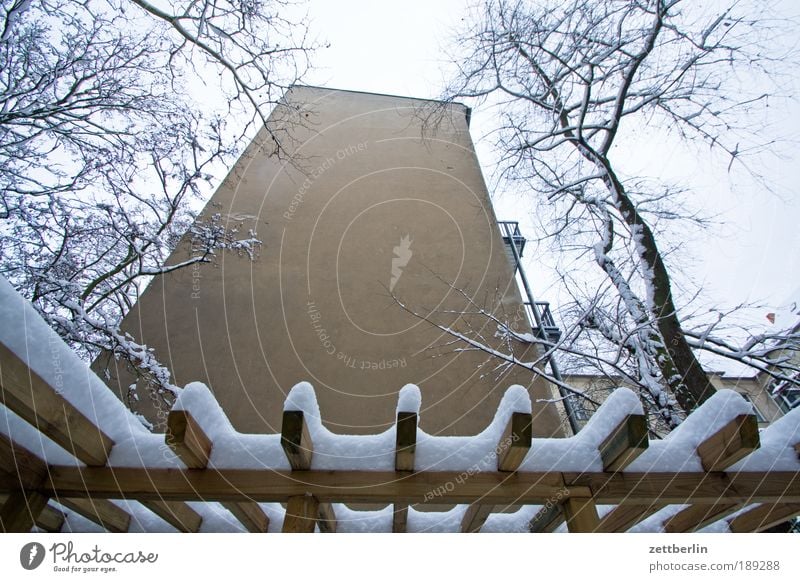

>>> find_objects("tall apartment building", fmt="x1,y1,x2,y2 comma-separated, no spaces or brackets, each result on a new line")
101,86,562,437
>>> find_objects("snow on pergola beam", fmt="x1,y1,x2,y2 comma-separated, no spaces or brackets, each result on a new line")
1,275,799,533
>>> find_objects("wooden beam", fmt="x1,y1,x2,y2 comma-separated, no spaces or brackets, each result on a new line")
696,414,759,471
0,489,48,532
528,502,564,533
281,411,313,471
563,497,600,533
728,503,800,533
664,503,740,533
222,501,270,533
58,498,131,533
795,441,800,461
392,503,408,533
30,467,800,505
598,414,648,472
166,410,212,469
0,342,113,466
282,495,319,533
165,411,267,531
597,504,663,533
566,470,800,505
317,502,336,533
0,433,47,489
140,500,202,532
395,412,416,472
36,504,66,532
497,412,532,472
460,503,493,533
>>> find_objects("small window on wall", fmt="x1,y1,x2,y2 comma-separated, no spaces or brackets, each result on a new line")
568,395,591,422
740,393,766,422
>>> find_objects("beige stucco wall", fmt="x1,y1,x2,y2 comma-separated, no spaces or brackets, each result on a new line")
100,87,563,437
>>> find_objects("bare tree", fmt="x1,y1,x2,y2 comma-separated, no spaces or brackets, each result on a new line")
436,0,799,424
0,0,316,404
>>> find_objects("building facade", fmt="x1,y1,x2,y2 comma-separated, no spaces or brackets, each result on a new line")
100,86,563,437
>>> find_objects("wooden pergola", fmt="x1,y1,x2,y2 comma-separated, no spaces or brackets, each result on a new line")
1,316,799,534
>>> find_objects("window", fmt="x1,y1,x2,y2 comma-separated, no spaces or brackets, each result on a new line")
567,395,591,422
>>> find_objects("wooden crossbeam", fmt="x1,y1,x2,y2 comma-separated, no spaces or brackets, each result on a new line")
565,470,800,505
0,433,47,489
1,434,134,532
563,497,600,532
0,342,113,466
597,504,663,533
36,504,66,532
599,414,648,471
281,411,313,471
0,489,48,532
282,495,319,533
58,498,131,533
795,442,800,461
528,502,564,533
222,501,270,533
497,412,532,471
696,414,759,471
392,503,408,533
460,502,493,533
317,502,337,533
141,500,202,533
728,503,800,533
27,467,799,505
165,410,268,532
395,412,417,472
664,503,741,533
166,410,212,469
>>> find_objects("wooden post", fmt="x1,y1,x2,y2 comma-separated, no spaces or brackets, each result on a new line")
222,501,270,533
395,412,417,472
598,414,648,472
58,498,131,533
166,410,212,469
460,502,493,533
282,495,319,533
392,503,409,533
664,503,740,533
728,503,800,533
528,503,564,533
0,489,48,532
0,342,113,466
281,411,313,471
696,414,759,471
317,502,337,533
563,497,600,533
497,412,532,472
141,500,202,533
597,504,663,533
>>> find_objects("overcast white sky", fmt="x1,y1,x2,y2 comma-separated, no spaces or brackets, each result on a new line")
301,0,800,328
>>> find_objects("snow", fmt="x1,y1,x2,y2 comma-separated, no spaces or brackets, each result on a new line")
396,383,421,414
0,276,151,448
1,275,798,532
728,406,800,471
416,385,531,472
520,387,642,472
625,389,755,472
